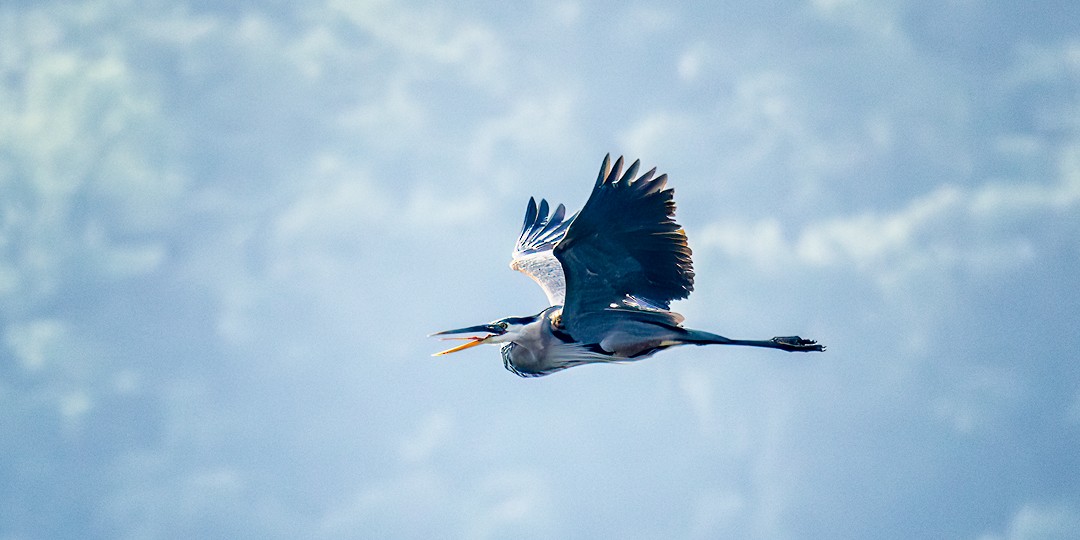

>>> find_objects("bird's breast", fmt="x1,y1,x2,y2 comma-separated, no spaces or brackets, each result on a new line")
500,343,546,378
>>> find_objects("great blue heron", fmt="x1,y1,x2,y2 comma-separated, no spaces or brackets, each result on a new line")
432,155,824,377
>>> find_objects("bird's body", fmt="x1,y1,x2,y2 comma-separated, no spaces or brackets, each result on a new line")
432,155,823,377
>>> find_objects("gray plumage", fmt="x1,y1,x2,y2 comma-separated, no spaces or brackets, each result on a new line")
432,154,824,377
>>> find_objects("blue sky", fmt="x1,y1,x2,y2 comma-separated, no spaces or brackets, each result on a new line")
2,1,1079,538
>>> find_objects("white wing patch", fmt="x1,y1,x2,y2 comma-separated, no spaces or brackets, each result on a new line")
510,252,566,306
510,197,574,307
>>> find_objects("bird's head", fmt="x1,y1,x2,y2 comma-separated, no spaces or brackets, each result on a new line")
429,315,536,356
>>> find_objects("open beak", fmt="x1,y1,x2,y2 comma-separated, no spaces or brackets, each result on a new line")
429,324,505,356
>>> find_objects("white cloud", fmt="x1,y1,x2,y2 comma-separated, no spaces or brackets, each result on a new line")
677,42,711,83
212,150,493,344
468,91,582,175
1007,40,1080,93
399,411,455,463
271,154,490,254
809,0,905,43
283,21,341,80
980,501,1080,540
698,166,1076,286
690,489,746,539
733,72,793,124
708,70,875,187
695,218,788,271
464,471,555,539
111,369,142,394
330,0,507,88
0,7,181,313
318,470,447,537
135,5,220,46
5,319,67,372
550,1,581,27
679,367,717,433
271,156,392,249
59,390,93,420
618,111,696,161
319,468,554,539
616,5,678,37
931,365,1023,435
3,318,98,427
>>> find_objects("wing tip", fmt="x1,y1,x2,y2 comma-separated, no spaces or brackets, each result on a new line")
620,159,641,185
598,154,627,186
514,192,574,258
596,154,611,187
596,154,672,190
521,197,539,235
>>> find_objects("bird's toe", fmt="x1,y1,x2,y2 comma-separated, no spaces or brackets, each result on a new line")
772,336,825,352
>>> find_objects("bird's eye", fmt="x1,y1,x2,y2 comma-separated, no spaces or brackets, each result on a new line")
498,322,509,329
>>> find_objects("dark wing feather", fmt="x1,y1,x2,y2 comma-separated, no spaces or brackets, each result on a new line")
510,197,575,306
554,155,694,340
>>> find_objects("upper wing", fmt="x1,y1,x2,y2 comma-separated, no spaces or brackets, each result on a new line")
510,197,574,306
554,155,694,340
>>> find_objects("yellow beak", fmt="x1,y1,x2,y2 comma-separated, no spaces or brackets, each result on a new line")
429,323,505,356
431,336,491,356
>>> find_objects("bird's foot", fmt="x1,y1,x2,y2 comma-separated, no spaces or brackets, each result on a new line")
771,336,825,352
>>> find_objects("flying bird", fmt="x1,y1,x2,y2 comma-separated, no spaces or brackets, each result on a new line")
432,155,824,377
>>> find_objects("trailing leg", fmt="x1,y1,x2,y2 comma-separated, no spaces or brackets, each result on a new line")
681,329,825,352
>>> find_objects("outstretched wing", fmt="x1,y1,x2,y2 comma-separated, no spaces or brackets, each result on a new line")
510,197,574,306
554,155,694,341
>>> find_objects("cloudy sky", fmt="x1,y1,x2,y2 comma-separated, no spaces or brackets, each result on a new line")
2,0,1079,538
